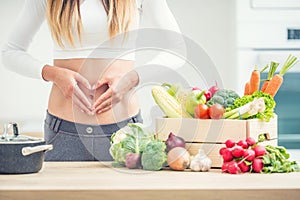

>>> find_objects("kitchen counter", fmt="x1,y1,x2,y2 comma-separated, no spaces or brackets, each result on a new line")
1,162,300,200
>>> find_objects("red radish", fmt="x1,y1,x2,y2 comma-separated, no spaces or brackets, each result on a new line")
227,161,240,174
225,139,235,148
222,148,233,162
243,149,256,161
253,145,267,157
232,146,244,158
252,158,264,173
237,140,249,149
246,137,256,146
219,147,227,155
208,81,219,96
238,161,250,173
208,104,225,119
204,90,212,101
221,162,229,172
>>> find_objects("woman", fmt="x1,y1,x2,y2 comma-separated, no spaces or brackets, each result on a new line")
1,0,184,161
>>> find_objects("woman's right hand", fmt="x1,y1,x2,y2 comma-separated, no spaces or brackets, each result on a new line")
42,65,93,115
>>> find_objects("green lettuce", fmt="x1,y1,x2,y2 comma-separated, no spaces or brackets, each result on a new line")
227,91,276,121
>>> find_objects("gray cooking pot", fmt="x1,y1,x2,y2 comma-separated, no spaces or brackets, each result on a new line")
0,122,53,174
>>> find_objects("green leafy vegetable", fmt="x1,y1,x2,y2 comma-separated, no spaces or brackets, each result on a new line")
109,123,155,166
223,97,266,119
207,89,240,108
262,145,300,173
141,140,167,171
227,91,276,121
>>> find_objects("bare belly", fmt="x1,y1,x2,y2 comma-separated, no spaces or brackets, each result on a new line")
48,58,140,125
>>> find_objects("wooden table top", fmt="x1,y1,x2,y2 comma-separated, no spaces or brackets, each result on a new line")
1,162,300,200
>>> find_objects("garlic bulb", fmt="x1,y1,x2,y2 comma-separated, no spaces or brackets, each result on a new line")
190,149,212,172
190,157,201,172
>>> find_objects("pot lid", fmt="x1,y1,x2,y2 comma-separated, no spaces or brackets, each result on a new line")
0,123,44,143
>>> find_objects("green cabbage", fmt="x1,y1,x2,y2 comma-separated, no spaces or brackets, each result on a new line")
109,123,155,166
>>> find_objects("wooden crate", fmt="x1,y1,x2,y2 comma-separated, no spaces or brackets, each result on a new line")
156,115,278,168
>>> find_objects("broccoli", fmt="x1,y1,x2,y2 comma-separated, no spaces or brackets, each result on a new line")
141,140,167,171
207,89,240,108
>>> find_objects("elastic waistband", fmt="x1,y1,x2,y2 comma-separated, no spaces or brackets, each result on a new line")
45,111,142,135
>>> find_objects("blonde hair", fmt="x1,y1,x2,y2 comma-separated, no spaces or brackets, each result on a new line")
46,0,136,48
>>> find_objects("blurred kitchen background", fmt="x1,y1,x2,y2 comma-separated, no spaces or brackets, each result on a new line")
0,0,299,149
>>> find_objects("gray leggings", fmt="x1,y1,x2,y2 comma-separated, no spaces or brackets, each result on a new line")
44,111,143,161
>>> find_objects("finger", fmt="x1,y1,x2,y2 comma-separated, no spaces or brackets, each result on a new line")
73,84,92,110
72,95,93,115
95,98,112,113
93,88,113,108
98,105,112,114
92,79,108,90
75,74,91,90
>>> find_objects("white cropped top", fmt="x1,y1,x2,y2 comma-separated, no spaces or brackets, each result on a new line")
1,0,186,79
53,0,138,60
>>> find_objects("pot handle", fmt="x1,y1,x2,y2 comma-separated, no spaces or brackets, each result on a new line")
22,144,53,156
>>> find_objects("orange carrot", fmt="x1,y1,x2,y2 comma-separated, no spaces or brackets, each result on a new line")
244,82,250,95
261,62,279,93
249,67,260,95
264,75,283,97
264,55,298,97
261,81,269,92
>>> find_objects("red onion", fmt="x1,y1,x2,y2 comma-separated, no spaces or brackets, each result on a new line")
165,132,186,152
125,153,142,169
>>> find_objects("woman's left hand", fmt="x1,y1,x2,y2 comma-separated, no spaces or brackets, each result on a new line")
92,70,139,114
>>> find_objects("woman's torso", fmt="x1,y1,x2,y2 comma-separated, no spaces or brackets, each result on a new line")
48,58,140,125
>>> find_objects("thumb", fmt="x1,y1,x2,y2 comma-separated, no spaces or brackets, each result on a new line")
92,79,108,90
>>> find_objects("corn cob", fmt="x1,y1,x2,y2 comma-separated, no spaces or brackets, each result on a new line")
152,86,192,118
